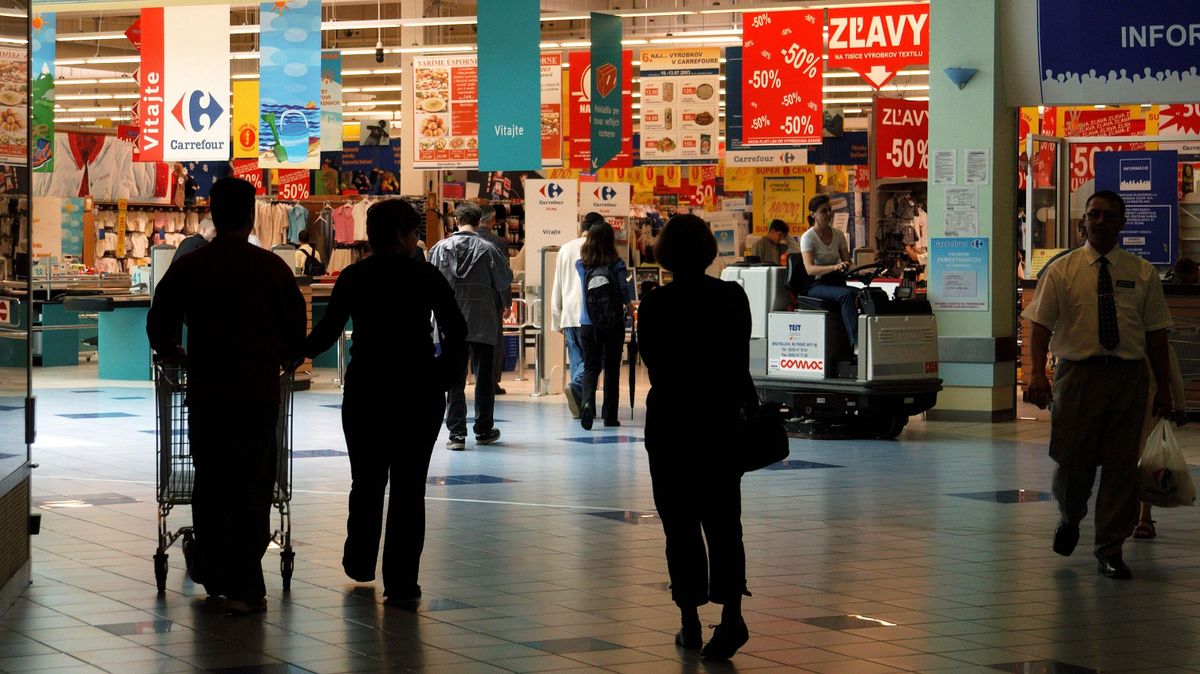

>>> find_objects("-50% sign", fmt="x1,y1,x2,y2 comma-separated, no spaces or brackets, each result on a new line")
886,138,928,171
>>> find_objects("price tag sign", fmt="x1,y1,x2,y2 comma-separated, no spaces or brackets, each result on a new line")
277,169,311,200
873,97,928,180
232,159,266,195
741,9,824,146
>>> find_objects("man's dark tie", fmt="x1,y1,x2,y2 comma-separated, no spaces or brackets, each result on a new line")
1098,257,1119,351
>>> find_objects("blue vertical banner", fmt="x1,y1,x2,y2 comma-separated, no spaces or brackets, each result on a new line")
477,0,541,170
30,12,55,173
319,51,343,152
589,12,622,171
1094,150,1179,266
259,0,321,169
1037,0,1200,105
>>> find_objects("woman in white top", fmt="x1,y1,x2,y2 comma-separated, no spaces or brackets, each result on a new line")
799,194,858,346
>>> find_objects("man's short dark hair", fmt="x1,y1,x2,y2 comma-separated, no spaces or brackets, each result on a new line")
209,178,256,232
297,229,310,244
367,199,420,253
768,219,789,235
656,213,717,275
455,201,483,226
1087,190,1126,218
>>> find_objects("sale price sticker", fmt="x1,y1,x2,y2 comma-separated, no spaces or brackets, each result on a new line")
741,9,823,146
277,169,311,200
874,97,928,180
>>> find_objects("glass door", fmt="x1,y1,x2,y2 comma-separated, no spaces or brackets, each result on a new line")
0,0,33,606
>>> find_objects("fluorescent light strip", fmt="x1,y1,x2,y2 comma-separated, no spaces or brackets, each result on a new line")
55,93,140,100
345,100,402,107
344,85,403,93
824,83,929,93
53,105,123,112
56,77,134,86
0,37,27,45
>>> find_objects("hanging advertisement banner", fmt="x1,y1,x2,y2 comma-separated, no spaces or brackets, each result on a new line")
582,181,631,217
1095,150,1178,266
639,48,721,165
1060,106,1149,192
276,168,311,200
524,179,579,287
1038,0,1200,105
741,9,823,146
319,51,343,153
874,97,928,180
124,17,140,50
725,47,803,166
590,12,624,171
1160,104,1200,136
139,6,231,162
826,4,929,90
31,13,54,172
478,0,541,170
232,80,259,160
412,55,478,169
0,47,28,166
929,237,990,311
232,158,266,195
541,53,564,167
259,0,320,169
567,50,633,170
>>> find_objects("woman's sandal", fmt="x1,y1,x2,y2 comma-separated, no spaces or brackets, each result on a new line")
1132,520,1156,539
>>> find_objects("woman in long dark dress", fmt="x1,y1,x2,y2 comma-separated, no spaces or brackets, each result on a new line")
305,200,466,604
637,213,756,660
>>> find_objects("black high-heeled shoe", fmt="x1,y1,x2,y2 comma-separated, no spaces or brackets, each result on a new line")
701,618,748,660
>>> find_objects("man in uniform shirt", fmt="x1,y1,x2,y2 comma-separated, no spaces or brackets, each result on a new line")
1023,190,1173,580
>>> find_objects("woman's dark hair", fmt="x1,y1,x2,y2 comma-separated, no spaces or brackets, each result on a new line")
807,194,832,226
655,213,717,275
581,221,618,268
366,199,420,254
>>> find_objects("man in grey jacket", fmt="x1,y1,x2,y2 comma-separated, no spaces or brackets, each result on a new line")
478,204,512,395
429,202,513,450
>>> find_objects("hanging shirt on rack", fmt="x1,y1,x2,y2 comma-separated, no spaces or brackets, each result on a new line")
332,204,355,243
351,200,370,242
287,204,308,242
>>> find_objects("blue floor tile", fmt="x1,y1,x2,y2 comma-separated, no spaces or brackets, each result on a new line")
294,449,349,458
428,474,518,485
57,412,136,419
563,435,644,444
763,459,843,470
586,510,659,524
952,489,1053,503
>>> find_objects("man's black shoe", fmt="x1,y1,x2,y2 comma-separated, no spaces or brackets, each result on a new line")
1098,557,1132,580
1053,521,1079,556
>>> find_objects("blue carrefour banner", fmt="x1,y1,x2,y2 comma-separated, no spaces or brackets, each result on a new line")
477,0,541,170
589,12,623,171
1095,150,1179,266
1038,0,1200,105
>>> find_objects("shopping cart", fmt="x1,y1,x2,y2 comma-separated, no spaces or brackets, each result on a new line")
152,361,296,593
1169,318,1200,383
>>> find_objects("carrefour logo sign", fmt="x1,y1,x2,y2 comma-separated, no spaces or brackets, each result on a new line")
540,182,564,198
594,185,617,201
172,90,224,132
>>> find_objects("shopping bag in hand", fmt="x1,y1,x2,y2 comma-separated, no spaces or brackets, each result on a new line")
1137,418,1196,508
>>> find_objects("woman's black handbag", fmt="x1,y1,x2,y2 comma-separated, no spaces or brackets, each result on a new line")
737,401,789,472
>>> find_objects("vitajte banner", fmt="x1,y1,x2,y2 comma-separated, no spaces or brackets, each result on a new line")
259,0,321,169
139,6,230,162
477,0,542,171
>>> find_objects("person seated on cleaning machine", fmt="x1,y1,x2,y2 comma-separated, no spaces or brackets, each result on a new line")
799,194,858,346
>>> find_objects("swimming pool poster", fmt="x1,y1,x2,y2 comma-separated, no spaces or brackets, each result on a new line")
319,51,343,153
259,0,321,169
1094,150,1178,265
638,48,721,165
930,237,989,311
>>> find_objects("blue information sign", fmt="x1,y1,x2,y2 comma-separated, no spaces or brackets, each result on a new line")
929,238,990,312
1094,150,1179,266
477,0,542,171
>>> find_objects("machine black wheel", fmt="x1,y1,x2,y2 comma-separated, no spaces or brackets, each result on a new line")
181,531,195,578
281,549,295,591
154,552,168,594
872,414,908,440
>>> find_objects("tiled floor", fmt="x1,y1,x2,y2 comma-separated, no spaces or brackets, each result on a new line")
5,363,1200,673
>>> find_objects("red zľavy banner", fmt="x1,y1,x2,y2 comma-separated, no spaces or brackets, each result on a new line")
826,3,930,90
874,97,928,181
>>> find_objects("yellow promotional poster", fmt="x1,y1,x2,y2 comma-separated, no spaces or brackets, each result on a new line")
597,168,618,182
1029,248,1066,279
662,165,681,188
631,167,656,191
723,166,755,192
233,80,260,160
753,174,814,235
543,168,580,181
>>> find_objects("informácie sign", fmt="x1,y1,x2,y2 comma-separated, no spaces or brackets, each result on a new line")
639,48,721,165
567,50,633,170
929,237,989,311
1037,0,1200,105
826,3,929,90
1095,150,1178,266
741,9,823,146
412,55,478,169
478,0,542,171
873,97,928,180
258,0,319,169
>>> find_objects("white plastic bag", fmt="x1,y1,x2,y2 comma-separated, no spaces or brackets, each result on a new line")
1138,419,1196,508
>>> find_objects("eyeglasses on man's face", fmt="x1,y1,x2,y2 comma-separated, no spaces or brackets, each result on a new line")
1084,209,1121,222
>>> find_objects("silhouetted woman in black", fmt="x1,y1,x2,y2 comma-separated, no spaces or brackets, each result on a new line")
305,200,466,604
637,213,755,660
